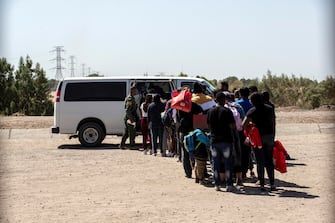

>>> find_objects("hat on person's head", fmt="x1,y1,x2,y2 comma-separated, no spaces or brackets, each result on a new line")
193,82,203,94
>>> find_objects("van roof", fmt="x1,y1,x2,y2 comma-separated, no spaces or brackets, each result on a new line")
62,75,207,81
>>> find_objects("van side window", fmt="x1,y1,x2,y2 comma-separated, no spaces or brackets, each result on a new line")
64,82,126,101
135,82,172,100
180,82,194,90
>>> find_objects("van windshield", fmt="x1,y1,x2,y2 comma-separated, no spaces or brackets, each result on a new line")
201,80,216,93
180,80,215,96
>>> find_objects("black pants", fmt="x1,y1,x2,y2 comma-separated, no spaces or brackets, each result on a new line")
239,131,251,177
253,134,275,186
181,132,193,178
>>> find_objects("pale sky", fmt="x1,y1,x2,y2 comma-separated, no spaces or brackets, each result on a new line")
1,0,334,81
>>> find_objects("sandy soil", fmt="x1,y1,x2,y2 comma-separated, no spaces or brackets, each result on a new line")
1,108,334,129
0,110,334,222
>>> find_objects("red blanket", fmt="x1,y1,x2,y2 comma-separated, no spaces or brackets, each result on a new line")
273,140,287,173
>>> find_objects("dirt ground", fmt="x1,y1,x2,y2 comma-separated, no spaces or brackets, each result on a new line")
0,110,334,223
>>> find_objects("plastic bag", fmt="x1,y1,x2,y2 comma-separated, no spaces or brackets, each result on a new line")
171,89,192,112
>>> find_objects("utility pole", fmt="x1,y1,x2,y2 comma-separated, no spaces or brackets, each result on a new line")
50,46,65,80
69,55,75,77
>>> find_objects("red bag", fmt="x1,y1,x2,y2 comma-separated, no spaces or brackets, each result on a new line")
244,123,262,149
171,89,192,112
273,140,287,173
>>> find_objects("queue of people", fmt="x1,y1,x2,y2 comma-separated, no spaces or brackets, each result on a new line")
119,81,286,193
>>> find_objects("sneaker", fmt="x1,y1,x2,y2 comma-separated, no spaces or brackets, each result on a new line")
270,185,277,191
118,145,126,150
260,185,266,192
215,186,221,191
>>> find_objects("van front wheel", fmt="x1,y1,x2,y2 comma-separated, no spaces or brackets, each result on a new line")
78,122,105,147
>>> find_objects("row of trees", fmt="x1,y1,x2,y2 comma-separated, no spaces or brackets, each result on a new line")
196,71,335,109
1,56,334,116
0,56,53,115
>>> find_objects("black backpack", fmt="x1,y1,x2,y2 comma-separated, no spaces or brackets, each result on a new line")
162,108,174,127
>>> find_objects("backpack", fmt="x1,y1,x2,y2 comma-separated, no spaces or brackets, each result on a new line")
226,104,243,131
183,129,210,152
162,108,174,127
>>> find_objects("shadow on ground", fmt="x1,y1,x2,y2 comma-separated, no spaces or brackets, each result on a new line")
57,143,142,150
242,178,318,198
286,162,307,167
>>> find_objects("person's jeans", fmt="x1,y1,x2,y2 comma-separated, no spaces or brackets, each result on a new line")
211,142,234,187
253,134,275,186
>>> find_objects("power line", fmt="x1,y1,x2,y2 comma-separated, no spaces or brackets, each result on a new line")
69,55,75,77
50,46,65,80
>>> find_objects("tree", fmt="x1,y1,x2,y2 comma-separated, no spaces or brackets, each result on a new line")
15,56,35,114
0,58,17,114
32,63,53,115
12,56,54,115
87,73,100,77
320,76,335,105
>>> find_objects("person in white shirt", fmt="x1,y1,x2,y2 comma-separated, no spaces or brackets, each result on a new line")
140,94,152,154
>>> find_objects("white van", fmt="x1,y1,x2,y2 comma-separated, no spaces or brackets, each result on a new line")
51,76,215,146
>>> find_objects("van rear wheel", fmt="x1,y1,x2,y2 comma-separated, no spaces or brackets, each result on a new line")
78,122,105,147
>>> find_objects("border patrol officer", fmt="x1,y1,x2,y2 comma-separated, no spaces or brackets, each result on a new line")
119,86,138,149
